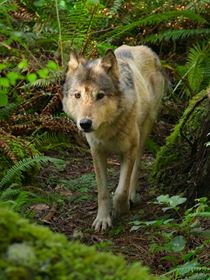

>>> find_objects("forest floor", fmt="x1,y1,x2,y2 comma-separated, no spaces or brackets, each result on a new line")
29,143,209,276
31,147,170,274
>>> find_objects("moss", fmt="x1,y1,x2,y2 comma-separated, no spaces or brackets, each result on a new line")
0,207,165,280
152,89,209,192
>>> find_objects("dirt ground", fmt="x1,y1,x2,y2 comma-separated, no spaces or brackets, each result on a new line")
31,146,209,276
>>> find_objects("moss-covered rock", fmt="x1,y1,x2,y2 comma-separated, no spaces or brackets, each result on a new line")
0,207,165,280
152,89,210,197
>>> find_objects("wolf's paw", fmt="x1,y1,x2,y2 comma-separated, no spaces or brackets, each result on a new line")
113,194,130,215
129,193,141,207
92,215,112,232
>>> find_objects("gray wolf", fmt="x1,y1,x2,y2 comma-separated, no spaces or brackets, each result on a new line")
63,45,165,231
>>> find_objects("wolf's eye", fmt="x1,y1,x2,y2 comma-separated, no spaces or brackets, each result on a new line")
96,91,105,101
74,92,81,99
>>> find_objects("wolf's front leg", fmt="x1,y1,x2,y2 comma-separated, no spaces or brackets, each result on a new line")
113,146,137,216
91,148,112,231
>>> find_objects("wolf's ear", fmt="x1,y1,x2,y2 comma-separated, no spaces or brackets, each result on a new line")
101,49,119,79
67,52,85,73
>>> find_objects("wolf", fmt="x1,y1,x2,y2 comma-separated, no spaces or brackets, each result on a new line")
63,45,165,231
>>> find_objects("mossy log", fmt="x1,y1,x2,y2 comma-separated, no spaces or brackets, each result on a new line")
0,207,165,280
152,88,210,198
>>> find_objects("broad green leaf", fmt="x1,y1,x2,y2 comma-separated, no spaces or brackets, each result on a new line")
0,92,8,106
169,196,187,208
156,194,170,204
47,60,58,71
170,235,186,252
18,59,28,69
156,194,187,208
6,72,20,86
26,73,37,83
0,78,10,87
0,63,7,71
37,68,49,78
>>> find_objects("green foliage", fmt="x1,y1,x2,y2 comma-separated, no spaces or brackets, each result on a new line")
0,155,65,188
0,207,164,280
155,194,187,212
100,6,209,47
144,28,210,44
0,186,39,212
0,59,59,107
0,183,65,213
152,89,209,192
130,195,210,279
166,261,210,280
186,43,210,92
31,131,72,151
50,173,96,202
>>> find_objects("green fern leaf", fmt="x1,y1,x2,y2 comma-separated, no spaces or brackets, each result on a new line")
144,29,210,43
101,10,207,40
32,132,70,151
187,43,210,92
0,187,20,201
0,156,64,188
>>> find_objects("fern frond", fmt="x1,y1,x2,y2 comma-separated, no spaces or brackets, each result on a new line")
109,0,125,15
60,2,105,51
181,273,210,280
24,70,64,89
187,43,210,92
31,132,70,151
0,103,17,120
144,28,210,43
101,10,207,40
167,261,210,280
0,186,20,201
0,155,64,188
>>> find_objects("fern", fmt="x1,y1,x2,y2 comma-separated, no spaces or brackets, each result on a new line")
24,70,64,88
186,43,210,92
144,28,210,43
109,0,125,16
182,273,210,280
0,155,64,188
100,10,207,41
60,1,106,53
31,132,70,151
0,185,20,200
166,261,210,280
0,103,18,120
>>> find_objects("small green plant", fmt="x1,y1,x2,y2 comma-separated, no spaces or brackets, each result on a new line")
165,260,210,280
52,173,96,202
0,59,59,107
130,195,210,279
155,194,187,213
0,155,65,188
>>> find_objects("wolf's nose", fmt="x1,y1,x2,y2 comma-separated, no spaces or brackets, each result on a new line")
79,119,92,132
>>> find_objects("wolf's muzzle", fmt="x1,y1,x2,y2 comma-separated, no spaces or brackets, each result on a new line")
79,118,92,132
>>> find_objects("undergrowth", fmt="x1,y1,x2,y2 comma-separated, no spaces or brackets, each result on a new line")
0,0,209,278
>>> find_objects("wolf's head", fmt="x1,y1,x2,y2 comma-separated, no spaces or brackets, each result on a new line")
62,50,122,133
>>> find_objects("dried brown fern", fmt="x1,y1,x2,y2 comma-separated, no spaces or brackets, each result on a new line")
0,140,17,163
41,89,62,115
10,0,35,21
